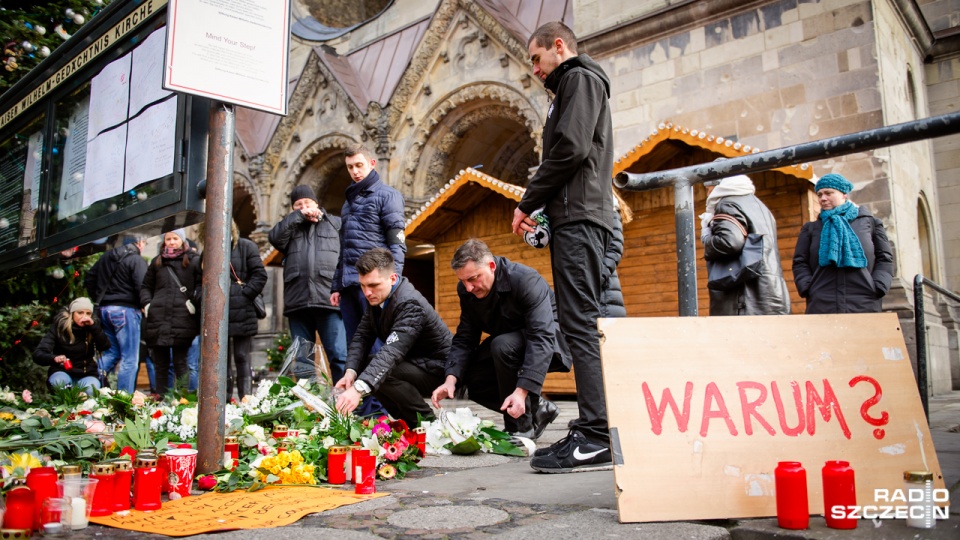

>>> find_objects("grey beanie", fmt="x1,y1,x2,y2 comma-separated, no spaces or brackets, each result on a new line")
69,297,94,313
290,184,318,206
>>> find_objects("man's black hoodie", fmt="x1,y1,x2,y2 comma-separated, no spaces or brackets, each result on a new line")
518,54,614,233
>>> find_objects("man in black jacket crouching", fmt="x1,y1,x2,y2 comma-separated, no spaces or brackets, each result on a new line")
431,239,567,439
335,248,449,426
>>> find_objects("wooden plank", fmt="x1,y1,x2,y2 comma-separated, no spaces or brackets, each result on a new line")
600,314,944,523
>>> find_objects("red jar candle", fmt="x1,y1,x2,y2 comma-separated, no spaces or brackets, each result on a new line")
355,454,376,495
272,424,288,440
224,436,240,470
775,461,809,530
26,466,60,529
822,460,857,529
133,456,162,511
157,450,170,494
89,462,116,517
3,484,36,530
112,460,134,512
414,427,427,456
350,448,370,485
327,446,348,485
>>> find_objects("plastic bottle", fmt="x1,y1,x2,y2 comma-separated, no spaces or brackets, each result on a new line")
774,461,809,529
822,460,857,529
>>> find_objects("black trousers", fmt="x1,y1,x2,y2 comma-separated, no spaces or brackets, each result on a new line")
373,361,443,427
551,222,611,444
226,335,253,400
151,345,190,395
463,331,537,433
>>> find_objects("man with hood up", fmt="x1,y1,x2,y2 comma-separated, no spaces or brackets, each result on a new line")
512,21,616,473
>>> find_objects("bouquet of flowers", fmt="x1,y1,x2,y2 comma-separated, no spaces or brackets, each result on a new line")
252,449,316,485
423,407,528,457
366,416,421,479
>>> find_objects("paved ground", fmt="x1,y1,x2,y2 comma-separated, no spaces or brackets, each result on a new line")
68,393,960,538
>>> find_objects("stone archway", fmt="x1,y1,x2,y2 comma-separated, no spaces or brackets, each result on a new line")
281,134,357,217
403,83,542,200
232,172,262,238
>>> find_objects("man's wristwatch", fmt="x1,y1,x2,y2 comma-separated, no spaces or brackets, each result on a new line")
353,380,372,396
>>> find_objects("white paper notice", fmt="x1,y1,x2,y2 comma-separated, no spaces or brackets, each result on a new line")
59,98,90,220
88,52,131,139
165,0,290,115
130,29,173,117
82,125,127,208
125,97,177,190
23,130,43,210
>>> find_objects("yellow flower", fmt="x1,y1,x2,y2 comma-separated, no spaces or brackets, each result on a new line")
179,398,189,405
289,450,303,465
2,452,42,476
277,451,291,468
0,412,15,421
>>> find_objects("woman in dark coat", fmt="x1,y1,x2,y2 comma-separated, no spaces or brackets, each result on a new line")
599,189,633,318
227,220,267,399
792,173,894,314
33,297,111,393
140,229,202,395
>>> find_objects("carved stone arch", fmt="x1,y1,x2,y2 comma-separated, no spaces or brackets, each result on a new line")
278,133,358,216
403,83,542,197
232,172,262,239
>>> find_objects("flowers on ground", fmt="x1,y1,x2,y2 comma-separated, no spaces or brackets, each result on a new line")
256,450,316,485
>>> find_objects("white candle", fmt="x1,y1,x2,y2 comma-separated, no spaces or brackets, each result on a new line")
345,452,353,482
71,496,88,529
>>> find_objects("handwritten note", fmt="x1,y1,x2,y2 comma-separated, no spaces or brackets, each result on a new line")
82,124,127,208
58,97,90,220
129,29,173,116
125,97,176,191
88,52,131,138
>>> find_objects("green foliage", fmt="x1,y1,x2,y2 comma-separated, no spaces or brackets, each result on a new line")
1,0,115,95
264,331,291,371
0,414,101,462
112,414,164,451
0,302,54,398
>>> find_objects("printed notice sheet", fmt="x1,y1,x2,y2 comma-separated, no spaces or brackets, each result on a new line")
125,97,176,191
88,52,131,138
58,97,90,220
82,125,127,208
130,29,173,116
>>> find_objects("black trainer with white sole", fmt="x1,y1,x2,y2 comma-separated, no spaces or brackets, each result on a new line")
529,430,612,473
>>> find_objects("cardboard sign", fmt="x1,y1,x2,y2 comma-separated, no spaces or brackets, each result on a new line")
600,313,945,523
90,486,385,536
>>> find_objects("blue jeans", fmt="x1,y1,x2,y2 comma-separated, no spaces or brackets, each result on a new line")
161,336,199,392
288,308,347,382
338,285,368,345
98,306,142,393
49,371,101,394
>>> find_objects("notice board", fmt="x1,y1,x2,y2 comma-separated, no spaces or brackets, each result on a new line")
600,313,944,523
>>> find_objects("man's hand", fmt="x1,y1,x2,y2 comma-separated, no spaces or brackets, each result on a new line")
334,371,355,391
431,375,458,408
330,292,340,307
511,207,536,236
335,388,361,415
500,388,529,419
300,207,321,222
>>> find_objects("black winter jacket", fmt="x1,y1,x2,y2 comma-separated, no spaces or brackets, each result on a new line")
333,170,406,292
345,277,450,391
600,208,626,318
269,210,341,315
34,311,111,381
703,195,791,316
518,54,615,233
140,252,202,347
229,238,268,337
84,243,148,309
445,257,572,395
792,205,894,314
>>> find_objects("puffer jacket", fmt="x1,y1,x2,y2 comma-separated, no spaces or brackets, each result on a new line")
518,54,615,233
33,311,111,381
84,242,148,309
229,238,268,337
345,277,450,392
792,205,894,314
269,209,341,315
333,169,406,291
702,194,791,316
600,208,626,317
140,252,202,347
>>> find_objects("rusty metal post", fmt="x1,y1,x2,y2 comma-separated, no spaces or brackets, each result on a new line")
196,102,234,474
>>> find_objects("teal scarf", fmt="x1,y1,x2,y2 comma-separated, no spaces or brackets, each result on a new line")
818,201,867,268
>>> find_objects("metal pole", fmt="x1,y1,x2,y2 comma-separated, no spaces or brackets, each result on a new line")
675,177,697,316
913,274,929,421
196,102,234,474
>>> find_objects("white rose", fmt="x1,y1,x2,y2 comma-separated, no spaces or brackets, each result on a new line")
322,436,335,448
180,407,199,428
243,424,266,442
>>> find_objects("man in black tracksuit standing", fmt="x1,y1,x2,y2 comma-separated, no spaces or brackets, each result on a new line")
513,21,616,473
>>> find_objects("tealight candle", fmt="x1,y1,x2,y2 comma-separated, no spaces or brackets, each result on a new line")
71,496,88,529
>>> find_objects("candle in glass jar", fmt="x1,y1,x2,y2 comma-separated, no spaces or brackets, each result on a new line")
112,460,133,512
327,446,348,485
355,454,376,495
272,424,288,439
350,448,369,485
133,456,162,511
89,462,116,516
27,465,60,529
59,465,82,498
70,496,88,528
224,436,240,470
2,485,35,530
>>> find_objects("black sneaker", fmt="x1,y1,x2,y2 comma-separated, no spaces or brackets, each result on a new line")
529,431,612,473
533,432,571,457
532,398,560,440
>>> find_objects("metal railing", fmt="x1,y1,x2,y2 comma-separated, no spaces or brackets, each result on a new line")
913,274,960,421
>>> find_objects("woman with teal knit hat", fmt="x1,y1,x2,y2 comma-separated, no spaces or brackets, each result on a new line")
792,173,894,313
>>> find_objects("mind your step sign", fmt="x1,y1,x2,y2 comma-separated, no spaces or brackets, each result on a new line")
600,313,945,523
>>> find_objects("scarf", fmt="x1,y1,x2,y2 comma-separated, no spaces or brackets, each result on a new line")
162,246,185,259
345,169,380,200
817,201,867,268
699,175,756,231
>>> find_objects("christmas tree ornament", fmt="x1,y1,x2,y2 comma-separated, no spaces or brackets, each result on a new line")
39,46,50,57
54,25,72,40
65,8,75,17
22,41,34,53
73,14,85,24
35,25,46,35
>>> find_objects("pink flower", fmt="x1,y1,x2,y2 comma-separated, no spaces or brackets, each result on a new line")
372,422,391,436
85,419,106,433
257,442,271,455
395,438,409,453
131,391,147,407
382,443,401,461
21,389,32,404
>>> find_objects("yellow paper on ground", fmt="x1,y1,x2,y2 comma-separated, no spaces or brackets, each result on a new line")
89,486,387,536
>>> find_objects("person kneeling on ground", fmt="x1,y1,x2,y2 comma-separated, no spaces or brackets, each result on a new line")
431,239,566,439
334,248,450,426
34,297,111,394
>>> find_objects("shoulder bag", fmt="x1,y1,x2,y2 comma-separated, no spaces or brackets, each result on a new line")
706,214,763,292
230,263,267,319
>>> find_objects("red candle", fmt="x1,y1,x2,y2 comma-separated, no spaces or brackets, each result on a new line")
89,462,116,517
272,424,288,440
350,448,370,485
133,456,162,511
3,484,36,530
26,466,60,529
157,450,170,494
355,454,376,494
224,436,240,470
112,460,134,512
822,460,857,529
414,427,427,456
327,446,348,485
775,461,809,530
